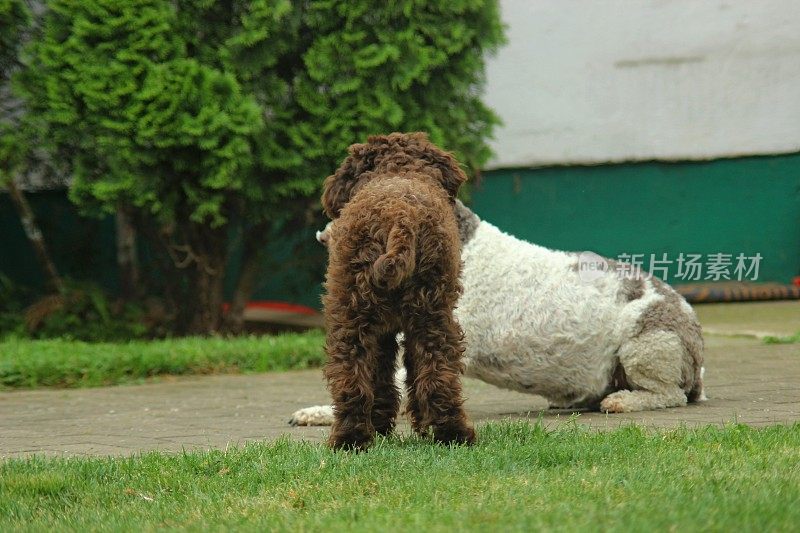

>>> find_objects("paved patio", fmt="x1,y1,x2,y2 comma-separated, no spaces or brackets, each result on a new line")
1,301,798,458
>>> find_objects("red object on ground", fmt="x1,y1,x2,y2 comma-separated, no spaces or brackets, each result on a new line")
793,277,800,287
222,301,319,316
245,301,319,316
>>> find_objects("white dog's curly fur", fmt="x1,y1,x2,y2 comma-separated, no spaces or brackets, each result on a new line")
290,201,705,425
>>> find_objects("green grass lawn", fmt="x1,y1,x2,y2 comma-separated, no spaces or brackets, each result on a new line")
1,422,798,532
0,331,325,390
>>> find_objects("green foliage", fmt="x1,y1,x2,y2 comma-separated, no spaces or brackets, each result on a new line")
0,0,29,80
16,0,259,225
0,330,325,388
0,279,149,342
13,0,504,333
22,281,149,342
297,0,505,171
18,0,504,225
1,422,799,530
0,0,32,178
0,273,28,335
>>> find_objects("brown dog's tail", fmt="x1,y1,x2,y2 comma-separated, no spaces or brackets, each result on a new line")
372,222,417,289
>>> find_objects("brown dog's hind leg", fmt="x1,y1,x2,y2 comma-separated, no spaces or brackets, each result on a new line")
324,316,380,451
403,316,475,445
370,333,401,437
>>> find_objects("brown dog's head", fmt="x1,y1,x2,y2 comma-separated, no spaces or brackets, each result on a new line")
321,132,467,219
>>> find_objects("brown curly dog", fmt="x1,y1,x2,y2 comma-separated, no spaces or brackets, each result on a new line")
321,132,476,451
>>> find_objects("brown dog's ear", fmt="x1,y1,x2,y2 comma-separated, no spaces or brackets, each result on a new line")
321,156,355,219
321,142,377,218
416,137,468,200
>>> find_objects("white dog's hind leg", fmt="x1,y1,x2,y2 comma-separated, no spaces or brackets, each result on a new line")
600,330,688,413
289,366,407,426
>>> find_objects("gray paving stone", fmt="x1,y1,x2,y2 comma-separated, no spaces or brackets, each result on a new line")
1,302,798,458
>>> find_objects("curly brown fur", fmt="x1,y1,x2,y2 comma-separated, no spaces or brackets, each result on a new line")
321,132,475,451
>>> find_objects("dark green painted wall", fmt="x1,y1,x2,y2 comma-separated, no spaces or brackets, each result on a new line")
0,191,325,308
3,153,799,309
472,154,800,285
0,191,118,292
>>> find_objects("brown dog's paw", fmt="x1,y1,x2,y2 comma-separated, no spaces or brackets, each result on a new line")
328,429,373,452
371,421,396,438
433,424,476,446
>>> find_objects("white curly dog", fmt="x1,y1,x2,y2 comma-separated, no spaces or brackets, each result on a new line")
290,201,705,426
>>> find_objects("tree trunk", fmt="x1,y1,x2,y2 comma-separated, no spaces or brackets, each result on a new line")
180,222,228,336
5,178,64,293
132,211,183,330
128,211,233,337
185,264,226,335
222,222,269,334
115,207,140,300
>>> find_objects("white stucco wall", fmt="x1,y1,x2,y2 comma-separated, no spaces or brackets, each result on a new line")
483,0,800,169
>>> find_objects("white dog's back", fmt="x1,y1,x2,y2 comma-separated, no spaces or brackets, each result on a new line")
457,221,701,408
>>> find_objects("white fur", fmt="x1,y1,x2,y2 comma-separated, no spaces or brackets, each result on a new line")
289,219,703,426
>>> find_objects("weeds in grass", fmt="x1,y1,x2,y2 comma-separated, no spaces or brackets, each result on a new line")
763,331,800,344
